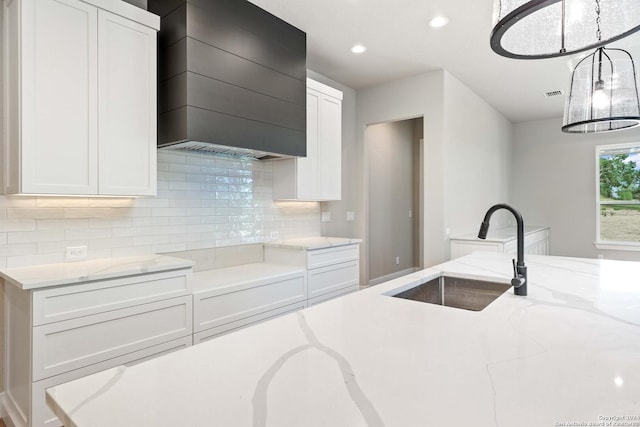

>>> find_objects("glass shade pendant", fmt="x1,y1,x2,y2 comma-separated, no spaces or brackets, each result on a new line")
491,0,640,59
562,47,640,133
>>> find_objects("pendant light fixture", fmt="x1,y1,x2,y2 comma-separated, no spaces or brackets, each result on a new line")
562,0,640,133
490,0,640,59
562,47,640,133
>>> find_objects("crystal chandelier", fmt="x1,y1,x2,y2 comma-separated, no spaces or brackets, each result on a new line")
491,0,640,59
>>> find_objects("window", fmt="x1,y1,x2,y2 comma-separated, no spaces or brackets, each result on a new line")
596,142,640,250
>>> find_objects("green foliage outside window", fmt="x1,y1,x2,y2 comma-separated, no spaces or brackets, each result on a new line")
599,154,640,202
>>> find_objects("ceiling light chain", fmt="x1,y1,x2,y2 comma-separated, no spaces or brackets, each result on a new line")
595,0,602,42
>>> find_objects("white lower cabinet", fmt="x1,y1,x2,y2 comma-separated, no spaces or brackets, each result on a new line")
192,264,307,342
449,226,550,259
3,268,193,427
265,242,361,305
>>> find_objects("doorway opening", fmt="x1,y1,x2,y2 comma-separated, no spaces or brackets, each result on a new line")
366,117,423,286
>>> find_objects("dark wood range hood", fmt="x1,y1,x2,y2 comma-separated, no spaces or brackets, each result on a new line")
148,0,307,159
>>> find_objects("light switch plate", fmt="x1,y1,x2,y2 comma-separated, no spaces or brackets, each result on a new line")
346,211,355,221
321,212,331,222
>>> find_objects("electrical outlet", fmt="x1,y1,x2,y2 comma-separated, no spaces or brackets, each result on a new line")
346,211,355,221
396,256,400,265
66,246,87,261
409,210,412,218
322,211,331,222
269,231,279,240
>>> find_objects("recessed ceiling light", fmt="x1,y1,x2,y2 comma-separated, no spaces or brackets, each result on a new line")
351,44,367,54
429,16,449,28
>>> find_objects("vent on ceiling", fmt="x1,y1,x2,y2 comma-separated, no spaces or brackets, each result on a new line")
544,90,564,98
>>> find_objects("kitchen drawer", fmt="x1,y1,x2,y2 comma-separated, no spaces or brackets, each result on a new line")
193,274,306,333
35,336,191,427
32,269,192,325
306,244,359,269
308,286,357,307
308,260,359,299
193,302,306,345
32,295,192,381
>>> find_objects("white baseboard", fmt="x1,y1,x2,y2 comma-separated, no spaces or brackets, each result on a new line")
368,267,419,287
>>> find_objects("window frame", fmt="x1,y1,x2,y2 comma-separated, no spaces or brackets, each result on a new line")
594,142,640,252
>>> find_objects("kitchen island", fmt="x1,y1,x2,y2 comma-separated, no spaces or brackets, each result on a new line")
46,252,640,427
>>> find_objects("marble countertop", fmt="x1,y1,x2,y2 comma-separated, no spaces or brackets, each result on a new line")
264,236,362,250
46,252,640,427
0,255,194,290
450,225,549,242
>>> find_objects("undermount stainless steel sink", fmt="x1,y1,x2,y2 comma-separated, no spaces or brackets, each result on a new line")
390,276,510,311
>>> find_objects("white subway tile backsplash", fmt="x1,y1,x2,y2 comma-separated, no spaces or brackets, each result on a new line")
8,230,65,244
64,208,112,219
0,151,320,268
153,243,186,253
37,240,87,254
0,219,37,232
133,234,171,246
37,197,89,208
90,237,134,250
65,228,112,241
37,219,89,230
0,243,37,257
0,197,37,208
7,208,66,219
7,253,63,268
88,198,133,208
111,246,153,258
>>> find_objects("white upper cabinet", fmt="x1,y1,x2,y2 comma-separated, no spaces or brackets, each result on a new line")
273,78,343,201
3,0,159,196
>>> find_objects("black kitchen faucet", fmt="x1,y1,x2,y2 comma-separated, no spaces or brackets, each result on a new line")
477,203,528,296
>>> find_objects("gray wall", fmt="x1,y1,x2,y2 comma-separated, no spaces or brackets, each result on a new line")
356,70,513,281
367,119,419,282
512,117,640,260
442,74,513,237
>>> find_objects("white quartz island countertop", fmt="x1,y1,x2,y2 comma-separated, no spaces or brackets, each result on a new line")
46,252,640,427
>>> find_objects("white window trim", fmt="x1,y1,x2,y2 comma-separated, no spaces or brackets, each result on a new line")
595,142,640,251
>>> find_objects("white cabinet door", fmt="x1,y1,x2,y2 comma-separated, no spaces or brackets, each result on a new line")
3,0,158,197
19,0,98,195
296,89,320,199
272,79,342,201
317,91,342,200
98,10,157,196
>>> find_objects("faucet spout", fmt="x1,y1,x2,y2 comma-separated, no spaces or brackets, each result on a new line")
477,203,528,296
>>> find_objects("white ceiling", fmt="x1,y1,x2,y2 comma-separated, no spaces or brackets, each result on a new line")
248,0,640,123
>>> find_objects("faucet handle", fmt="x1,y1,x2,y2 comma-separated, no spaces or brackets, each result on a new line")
511,258,525,288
